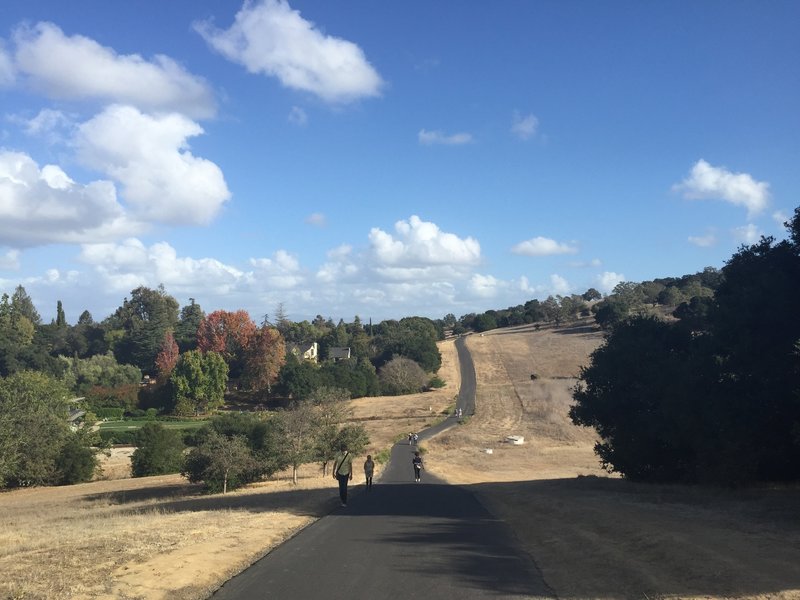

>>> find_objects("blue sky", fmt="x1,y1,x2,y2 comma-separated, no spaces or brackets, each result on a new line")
1,1,798,325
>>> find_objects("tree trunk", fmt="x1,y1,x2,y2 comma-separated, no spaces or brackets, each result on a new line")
223,469,228,494
292,465,298,484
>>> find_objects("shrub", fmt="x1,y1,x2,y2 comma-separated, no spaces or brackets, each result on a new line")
131,423,185,477
378,356,428,395
94,407,125,420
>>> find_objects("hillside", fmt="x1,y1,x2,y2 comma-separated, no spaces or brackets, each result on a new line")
2,327,799,599
426,321,800,599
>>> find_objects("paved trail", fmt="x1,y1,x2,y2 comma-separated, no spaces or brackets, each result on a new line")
212,338,553,599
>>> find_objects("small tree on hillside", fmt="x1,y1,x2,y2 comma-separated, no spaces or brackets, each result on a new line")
131,422,185,477
280,401,320,484
182,430,255,493
311,387,351,476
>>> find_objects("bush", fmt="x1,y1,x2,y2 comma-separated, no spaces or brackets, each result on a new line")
131,423,185,477
94,407,125,420
378,356,428,395
98,429,138,446
428,376,446,389
56,435,98,484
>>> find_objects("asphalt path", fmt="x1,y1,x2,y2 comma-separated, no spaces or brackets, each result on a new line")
212,337,554,599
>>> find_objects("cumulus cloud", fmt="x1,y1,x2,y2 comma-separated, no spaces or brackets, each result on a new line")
688,231,717,247
469,273,502,298
511,111,538,140
673,159,769,216
0,150,144,247
12,22,216,119
195,0,383,103
596,271,624,293
549,274,570,295
418,129,473,146
80,238,245,294
250,250,305,289
732,223,762,244
368,215,480,268
12,108,75,145
511,236,578,256
74,105,231,225
0,43,15,86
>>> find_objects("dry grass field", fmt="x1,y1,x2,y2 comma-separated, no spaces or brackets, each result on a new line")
426,322,800,600
0,341,459,600
2,326,800,599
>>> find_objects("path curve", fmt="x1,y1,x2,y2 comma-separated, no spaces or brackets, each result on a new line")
212,336,553,599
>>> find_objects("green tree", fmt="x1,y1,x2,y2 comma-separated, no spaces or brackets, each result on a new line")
107,286,179,374
55,300,67,328
310,387,350,476
131,422,185,477
473,313,497,332
276,354,319,400
570,317,715,482
175,298,204,353
279,401,320,484
0,371,97,488
170,350,229,415
182,430,255,493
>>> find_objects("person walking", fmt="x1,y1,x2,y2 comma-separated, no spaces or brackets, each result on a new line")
363,455,375,491
332,444,354,506
412,451,424,482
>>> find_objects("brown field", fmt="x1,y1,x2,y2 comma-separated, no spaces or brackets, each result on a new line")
426,322,800,600
2,326,800,599
0,341,459,600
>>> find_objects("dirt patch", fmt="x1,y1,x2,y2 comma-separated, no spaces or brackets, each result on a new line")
425,322,800,599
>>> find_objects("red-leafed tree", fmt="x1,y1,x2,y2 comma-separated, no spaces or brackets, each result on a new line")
154,329,180,381
196,310,257,378
242,326,287,393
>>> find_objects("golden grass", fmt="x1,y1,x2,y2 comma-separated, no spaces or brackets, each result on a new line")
0,340,459,600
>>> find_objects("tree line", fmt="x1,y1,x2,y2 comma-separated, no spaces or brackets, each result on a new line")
570,207,800,484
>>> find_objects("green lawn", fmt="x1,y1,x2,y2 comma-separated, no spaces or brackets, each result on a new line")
98,419,208,432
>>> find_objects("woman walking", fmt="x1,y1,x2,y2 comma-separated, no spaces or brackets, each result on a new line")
412,451,424,482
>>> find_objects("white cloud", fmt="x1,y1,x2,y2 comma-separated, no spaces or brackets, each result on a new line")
0,43,15,87
673,159,769,216
688,231,717,247
568,258,602,268
12,22,215,119
305,212,326,227
80,239,245,294
732,223,762,244
13,108,75,145
195,0,383,104
596,271,624,293
418,129,473,146
773,210,789,226
469,273,502,298
74,105,231,225
511,111,538,140
288,106,308,125
0,249,20,270
0,150,143,247
250,250,305,289
368,215,480,267
550,274,570,295
511,236,578,256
